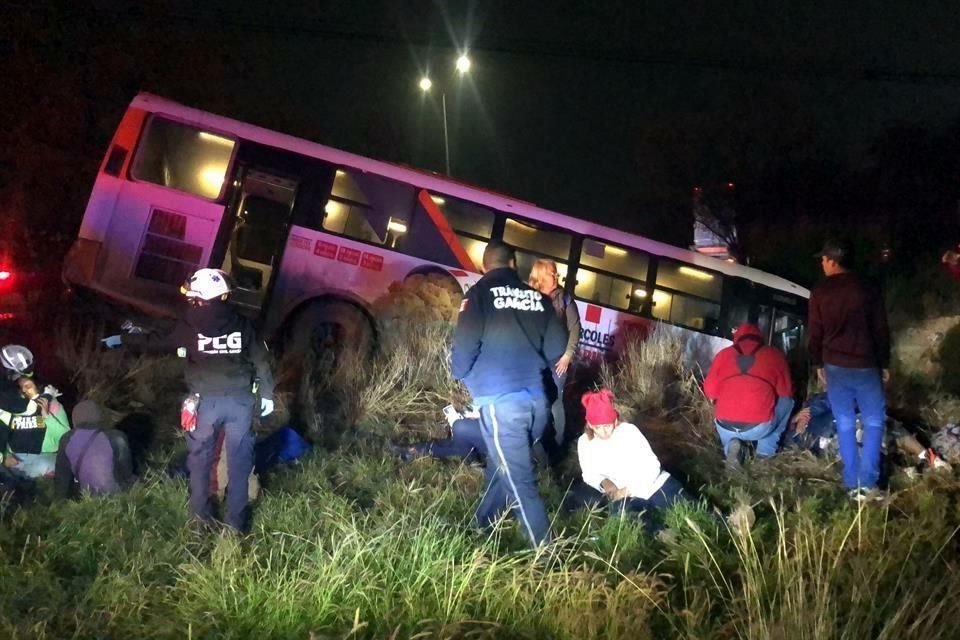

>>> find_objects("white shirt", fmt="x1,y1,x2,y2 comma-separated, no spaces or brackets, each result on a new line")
577,422,670,500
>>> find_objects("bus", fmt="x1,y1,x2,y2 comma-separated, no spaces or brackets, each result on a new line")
63,93,809,372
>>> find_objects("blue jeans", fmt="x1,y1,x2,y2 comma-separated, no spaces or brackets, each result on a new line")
187,394,256,531
716,397,795,457
476,390,551,548
824,365,886,489
412,418,487,459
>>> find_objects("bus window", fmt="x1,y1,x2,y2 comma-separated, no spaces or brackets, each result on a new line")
504,219,572,262
580,239,648,281
131,118,236,199
650,289,721,332
322,170,412,245
575,269,632,310
574,240,648,312
655,262,723,301
430,194,494,238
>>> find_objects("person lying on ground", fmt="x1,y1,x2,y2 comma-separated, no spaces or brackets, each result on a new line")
786,392,949,470
54,400,135,499
0,375,71,478
704,323,794,471
563,389,689,527
390,405,485,463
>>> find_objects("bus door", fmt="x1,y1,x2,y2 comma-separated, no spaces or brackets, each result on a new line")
756,286,809,391
217,144,302,312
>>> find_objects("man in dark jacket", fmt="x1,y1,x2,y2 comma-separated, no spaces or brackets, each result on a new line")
808,237,890,498
103,268,275,531
451,242,567,548
55,400,134,498
704,323,794,469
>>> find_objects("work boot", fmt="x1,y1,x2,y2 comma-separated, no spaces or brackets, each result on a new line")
725,438,743,472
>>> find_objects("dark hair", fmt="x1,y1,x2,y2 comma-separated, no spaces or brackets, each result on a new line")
482,241,516,271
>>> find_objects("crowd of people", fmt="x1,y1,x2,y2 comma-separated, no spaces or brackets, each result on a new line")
0,238,956,544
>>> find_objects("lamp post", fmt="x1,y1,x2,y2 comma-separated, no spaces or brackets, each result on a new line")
419,54,471,176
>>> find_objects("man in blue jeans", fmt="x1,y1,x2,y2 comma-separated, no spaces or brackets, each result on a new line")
451,241,566,548
808,237,890,500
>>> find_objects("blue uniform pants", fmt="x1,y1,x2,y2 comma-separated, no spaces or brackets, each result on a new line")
476,390,551,548
824,365,886,489
186,394,256,531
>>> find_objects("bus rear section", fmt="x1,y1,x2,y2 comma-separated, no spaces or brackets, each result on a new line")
64,105,237,318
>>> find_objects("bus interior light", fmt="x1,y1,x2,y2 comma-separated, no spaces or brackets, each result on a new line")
607,246,627,256
430,195,445,205
335,169,346,177
387,218,408,234
678,266,713,280
198,132,234,145
198,165,227,194
633,288,647,297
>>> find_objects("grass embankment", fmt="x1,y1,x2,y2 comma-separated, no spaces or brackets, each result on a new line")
1,315,959,638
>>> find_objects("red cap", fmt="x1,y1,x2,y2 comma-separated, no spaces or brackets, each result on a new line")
582,389,618,426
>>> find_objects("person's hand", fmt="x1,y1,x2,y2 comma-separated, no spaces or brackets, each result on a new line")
791,407,812,433
882,369,891,385
35,396,49,415
260,398,274,417
3,454,18,469
554,354,572,377
611,487,632,501
101,334,123,349
816,368,826,389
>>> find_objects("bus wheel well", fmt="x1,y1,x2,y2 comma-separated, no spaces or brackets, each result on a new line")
404,267,462,293
283,296,378,358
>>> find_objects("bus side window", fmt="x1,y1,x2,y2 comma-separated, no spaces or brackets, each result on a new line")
131,117,236,200
503,218,573,283
322,170,412,246
652,261,723,334
576,240,649,312
407,194,495,271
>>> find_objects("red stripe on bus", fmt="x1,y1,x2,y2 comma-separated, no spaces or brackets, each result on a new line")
417,189,475,272
104,107,147,178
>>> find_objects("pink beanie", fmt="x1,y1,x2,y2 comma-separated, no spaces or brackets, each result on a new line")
581,389,618,426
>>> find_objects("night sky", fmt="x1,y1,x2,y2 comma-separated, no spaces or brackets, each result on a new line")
8,1,960,249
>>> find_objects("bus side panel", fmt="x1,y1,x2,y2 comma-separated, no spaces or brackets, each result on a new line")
576,302,731,375
264,226,480,335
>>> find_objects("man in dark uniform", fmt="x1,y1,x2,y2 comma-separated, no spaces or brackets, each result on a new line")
103,268,274,531
451,242,566,548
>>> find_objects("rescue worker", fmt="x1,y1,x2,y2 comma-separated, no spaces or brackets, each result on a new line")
0,345,36,414
451,241,567,548
102,268,274,531
703,323,794,470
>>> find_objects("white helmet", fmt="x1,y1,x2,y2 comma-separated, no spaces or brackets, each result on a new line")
1,344,34,378
181,268,231,301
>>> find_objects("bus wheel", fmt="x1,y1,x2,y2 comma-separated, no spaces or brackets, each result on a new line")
286,299,375,359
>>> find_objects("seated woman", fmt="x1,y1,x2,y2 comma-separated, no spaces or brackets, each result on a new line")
0,376,71,477
566,389,688,521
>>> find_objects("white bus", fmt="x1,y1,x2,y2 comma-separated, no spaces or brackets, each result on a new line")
64,93,809,370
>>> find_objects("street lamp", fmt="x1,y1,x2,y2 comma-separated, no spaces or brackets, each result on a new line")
419,53,471,176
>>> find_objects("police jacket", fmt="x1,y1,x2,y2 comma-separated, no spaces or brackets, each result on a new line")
451,267,567,404
124,303,275,400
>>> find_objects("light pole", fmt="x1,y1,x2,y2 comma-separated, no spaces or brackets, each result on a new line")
419,53,471,176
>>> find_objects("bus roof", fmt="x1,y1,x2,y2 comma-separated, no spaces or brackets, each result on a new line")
131,93,809,299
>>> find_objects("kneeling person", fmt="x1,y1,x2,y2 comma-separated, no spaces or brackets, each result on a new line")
570,389,687,518
0,376,70,477
704,323,794,469
55,400,134,498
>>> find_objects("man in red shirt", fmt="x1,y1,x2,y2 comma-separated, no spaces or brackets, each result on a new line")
704,323,794,470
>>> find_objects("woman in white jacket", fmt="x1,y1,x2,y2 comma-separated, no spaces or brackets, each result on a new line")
570,389,688,517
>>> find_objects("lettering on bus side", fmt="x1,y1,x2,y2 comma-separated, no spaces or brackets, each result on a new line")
579,327,616,350
361,252,383,271
314,240,337,259
337,247,361,265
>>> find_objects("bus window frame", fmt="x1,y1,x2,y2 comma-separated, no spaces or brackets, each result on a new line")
571,236,654,318
129,114,239,203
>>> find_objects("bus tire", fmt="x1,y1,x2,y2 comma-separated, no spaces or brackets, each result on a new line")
285,299,376,359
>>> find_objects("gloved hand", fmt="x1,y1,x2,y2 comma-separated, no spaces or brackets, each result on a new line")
260,398,274,417
101,335,123,349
